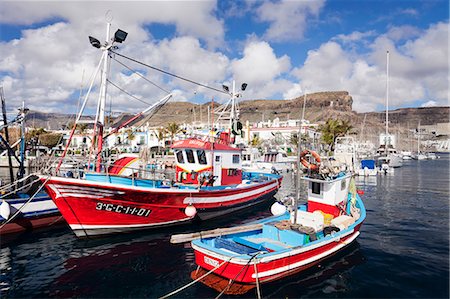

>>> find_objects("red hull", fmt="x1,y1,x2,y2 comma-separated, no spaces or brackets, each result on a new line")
192,229,360,284
42,176,282,237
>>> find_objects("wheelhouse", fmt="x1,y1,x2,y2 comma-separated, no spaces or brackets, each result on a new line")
171,138,243,186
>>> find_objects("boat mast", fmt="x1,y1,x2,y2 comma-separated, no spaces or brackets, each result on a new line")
18,102,27,181
95,22,111,172
0,87,14,183
385,50,389,155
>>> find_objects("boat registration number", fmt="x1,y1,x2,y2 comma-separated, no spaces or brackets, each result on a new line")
204,256,219,267
95,202,151,217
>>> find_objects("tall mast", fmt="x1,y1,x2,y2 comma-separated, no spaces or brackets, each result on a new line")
385,51,390,150
229,80,236,130
0,87,14,183
95,22,111,172
98,22,111,127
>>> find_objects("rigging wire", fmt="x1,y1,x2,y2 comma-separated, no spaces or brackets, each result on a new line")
110,55,170,94
106,79,152,106
110,50,229,95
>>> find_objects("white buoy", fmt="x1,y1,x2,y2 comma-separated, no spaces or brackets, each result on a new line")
270,202,287,216
0,200,11,220
184,205,197,217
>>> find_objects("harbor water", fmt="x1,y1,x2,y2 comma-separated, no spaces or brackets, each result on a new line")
1,155,449,298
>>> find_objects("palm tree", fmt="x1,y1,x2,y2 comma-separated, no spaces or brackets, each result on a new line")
155,127,167,147
166,122,181,145
319,118,353,153
250,135,262,147
126,128,136,142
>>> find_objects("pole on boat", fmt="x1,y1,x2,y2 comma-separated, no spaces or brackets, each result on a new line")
18,102,27,181
293,89,306,225
95,22,111,172
385,50,389,156
0,87,14,184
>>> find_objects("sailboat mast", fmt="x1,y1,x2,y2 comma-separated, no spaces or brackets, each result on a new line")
385,51,389,151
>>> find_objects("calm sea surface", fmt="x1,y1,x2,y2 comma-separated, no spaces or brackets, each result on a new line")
1,155,449,298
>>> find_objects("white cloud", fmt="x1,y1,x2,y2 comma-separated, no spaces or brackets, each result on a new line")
231,41,290,86
0,1,224,48
291,22,449,112
334,30,376,44
256,0,325,42
283,83,303,100
421,100,437,107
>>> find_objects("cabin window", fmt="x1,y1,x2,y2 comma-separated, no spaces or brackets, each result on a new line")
175,150,184,163
312,182,321,194
215,155,221,162
197,150,207,165
185,149,195,163
341,180,346,190
232,154,240,164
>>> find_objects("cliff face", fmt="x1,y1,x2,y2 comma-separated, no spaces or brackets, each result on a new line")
24,91,448,136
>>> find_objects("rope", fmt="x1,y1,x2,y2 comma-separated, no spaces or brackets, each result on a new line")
107,79,153,106
111,50,229,95
254,260,262,299
215,252,262,299
159,255,237,299
111,56,170,94
0,175,52,229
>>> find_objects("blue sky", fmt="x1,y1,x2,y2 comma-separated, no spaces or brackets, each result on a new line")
0,0,448,115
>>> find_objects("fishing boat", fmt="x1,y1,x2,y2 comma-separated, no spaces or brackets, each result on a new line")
41,21,282,237
172,154,365,294
0,97,62,236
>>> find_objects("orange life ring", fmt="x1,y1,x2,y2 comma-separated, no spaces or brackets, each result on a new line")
300,150,321,171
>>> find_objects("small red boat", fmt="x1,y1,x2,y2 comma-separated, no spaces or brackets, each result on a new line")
186,166,365,293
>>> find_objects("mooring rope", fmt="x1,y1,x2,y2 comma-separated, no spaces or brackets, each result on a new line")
0,175,52,229
215,252,262,299
159,254,238,299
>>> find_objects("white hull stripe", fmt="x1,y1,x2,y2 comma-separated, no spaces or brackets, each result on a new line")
183,181,278,204
53,184,124,195
251,232,360,278
70,217,192,230
47,184,123,199
11,200,58,213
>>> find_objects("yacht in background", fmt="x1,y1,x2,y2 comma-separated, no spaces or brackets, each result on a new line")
376,51,402,170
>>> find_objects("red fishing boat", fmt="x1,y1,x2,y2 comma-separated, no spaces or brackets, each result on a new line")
41,21,282,238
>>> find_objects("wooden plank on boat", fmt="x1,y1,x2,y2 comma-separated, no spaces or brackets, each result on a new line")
170,223,263,244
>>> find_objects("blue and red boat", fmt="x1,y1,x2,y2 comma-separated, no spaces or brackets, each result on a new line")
182,164,365,294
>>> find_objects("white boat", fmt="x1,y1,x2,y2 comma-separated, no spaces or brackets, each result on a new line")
376,51,402,170
401,151,413,160
254,149,295,173
426,152,438,160
414,153,428,160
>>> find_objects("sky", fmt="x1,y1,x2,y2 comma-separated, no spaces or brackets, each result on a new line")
0,0,448,116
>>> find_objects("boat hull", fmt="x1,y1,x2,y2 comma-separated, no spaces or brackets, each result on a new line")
42,175,282,237
192,227,361,284
0,192,63,236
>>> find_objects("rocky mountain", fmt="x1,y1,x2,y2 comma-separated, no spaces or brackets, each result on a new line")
23,92,449,144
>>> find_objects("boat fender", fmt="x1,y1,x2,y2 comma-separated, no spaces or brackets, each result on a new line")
323,226,340,236
270,202,287,216
0,200,11,220
184,205,197,217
